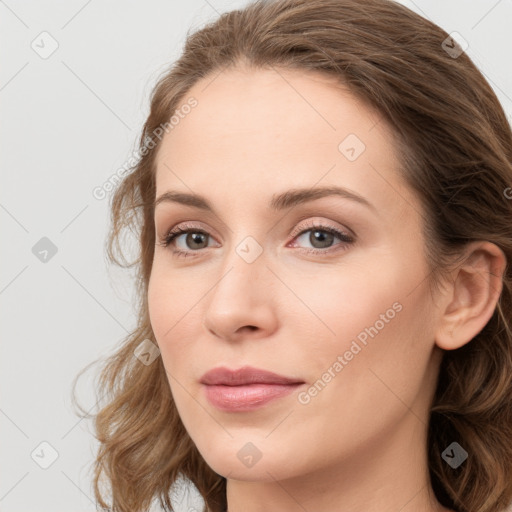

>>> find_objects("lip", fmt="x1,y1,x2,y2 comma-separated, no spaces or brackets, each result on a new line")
200,365,304,386
200,366,305,412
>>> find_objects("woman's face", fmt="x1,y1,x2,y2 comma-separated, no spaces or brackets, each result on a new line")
148,66,443,484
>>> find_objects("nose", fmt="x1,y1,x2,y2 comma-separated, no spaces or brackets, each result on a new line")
202,244,279,342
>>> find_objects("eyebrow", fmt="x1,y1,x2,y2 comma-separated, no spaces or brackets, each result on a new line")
153,185,376,214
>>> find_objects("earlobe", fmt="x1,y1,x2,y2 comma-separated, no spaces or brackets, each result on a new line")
435,241,506,351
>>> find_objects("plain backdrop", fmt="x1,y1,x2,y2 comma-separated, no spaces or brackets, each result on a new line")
1,1,511,511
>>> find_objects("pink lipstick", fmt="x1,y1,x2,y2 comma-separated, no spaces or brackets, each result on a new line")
200,366,305,412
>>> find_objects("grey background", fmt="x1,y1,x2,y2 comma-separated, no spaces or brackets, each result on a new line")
1,1,511,511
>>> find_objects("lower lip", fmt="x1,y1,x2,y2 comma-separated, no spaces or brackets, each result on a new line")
203,383,303,412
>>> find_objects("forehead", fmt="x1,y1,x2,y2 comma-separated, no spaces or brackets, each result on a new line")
154,66,410,216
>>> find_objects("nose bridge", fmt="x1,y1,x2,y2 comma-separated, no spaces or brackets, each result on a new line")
203,231,276,337
212,232,267,303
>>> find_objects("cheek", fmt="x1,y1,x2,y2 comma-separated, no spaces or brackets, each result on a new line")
288,281,436,463
147,265,206,372
292,252,435,401
285,260,405,351
147,257,194,333
147,268,183,357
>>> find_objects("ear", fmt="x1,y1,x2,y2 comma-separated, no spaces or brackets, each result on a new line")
435,241,506,351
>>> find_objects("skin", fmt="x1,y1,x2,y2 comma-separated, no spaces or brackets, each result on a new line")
147,65,505,512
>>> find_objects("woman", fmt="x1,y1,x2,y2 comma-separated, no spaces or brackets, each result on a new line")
77,0,512,511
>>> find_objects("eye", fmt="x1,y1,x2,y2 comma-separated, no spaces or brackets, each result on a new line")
288,221,354,254
157,222,216,258
157,220,354,258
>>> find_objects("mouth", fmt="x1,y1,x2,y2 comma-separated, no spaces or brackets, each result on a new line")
200,365,305,412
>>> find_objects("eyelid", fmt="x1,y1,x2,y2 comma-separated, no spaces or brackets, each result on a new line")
159,221,218,242
288,218,354,241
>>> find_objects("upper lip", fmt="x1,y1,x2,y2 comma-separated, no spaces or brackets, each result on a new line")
200,366,304,386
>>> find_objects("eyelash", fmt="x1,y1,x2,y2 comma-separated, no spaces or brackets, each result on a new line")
157,221,354,259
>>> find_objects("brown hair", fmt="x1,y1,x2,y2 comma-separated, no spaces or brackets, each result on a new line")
73,0,512,511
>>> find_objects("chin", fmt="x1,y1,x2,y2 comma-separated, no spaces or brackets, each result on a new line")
196,439,300,482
